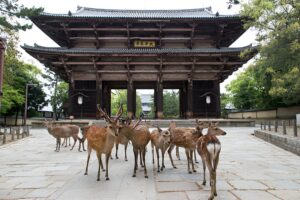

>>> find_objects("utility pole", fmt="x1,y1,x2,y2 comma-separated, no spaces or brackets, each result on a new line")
24,84,37,125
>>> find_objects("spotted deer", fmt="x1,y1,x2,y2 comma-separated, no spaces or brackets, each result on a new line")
150,126,171,172
168,120,207,173
83,105,122,181
196,122,226,200
119,118,150,178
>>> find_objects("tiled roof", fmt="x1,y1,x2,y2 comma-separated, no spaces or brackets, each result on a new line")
22,44,254,54
39,7,239,19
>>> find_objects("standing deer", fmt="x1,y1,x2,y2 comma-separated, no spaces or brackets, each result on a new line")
150,126,171,172
119,118,150,178
44,121,81,152
167,120,208,173
196,122,226,200
114,119,130,161
83,105,122,181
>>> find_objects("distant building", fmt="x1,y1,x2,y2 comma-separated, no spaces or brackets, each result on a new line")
140,94,152,117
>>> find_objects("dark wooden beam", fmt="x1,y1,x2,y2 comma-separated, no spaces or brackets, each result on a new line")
68,36,213,41
61,23,71,47
190,23,195,49
93,24,101,49
216,24,226,48
51,61,243,66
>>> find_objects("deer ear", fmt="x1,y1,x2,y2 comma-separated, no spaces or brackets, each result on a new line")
157,126,162,133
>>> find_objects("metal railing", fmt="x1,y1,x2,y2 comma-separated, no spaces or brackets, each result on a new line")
259,120,298,137
0,126,30,145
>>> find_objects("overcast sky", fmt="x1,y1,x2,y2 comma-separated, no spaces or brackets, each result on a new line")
18,0,256,93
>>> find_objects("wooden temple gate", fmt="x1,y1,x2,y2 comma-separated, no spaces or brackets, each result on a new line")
22,7,256,118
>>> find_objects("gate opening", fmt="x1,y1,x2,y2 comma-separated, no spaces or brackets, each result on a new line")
163,89,180,118
110,89,127,117
136,89,154,119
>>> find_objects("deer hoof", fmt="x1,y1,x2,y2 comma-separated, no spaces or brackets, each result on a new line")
125,159,128,161
132,174,136,177
84,172,88,175
145,175,148,178
106,177,110,181
102,169,105,172
193,169,197,172
202,181,206,185
195,161,199,163
97,178,100,181
157,170,160,173
173,166,177,169
214,192,217,196
189,171,192,174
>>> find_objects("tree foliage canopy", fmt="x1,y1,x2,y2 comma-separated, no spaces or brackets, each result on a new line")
0,0,43,32
224,0,300,110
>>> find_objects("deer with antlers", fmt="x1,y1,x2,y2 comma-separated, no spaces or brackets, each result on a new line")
196,122,226,200
119,118,150,178
83,105,122,181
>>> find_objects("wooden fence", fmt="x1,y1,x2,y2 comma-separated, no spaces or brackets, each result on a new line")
0,126,30,145
259,120,298,137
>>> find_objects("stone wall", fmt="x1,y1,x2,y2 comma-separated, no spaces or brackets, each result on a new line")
254,130,300,156
228,106,300,119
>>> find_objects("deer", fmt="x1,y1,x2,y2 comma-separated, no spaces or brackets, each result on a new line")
169,121,199,163
196,122,226,200
150,126,171,172
167,120,208,173
114,119,130,161
44,120,81,152
119,118,150,178
83,105,122,181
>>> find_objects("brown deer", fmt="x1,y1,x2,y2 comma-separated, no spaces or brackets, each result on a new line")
83,105,122,181
114,119,130,161
167,120,207,173
196,122,226,200
44,121,81,152
169,121,199,163
119,118,150,178
150,126,171,172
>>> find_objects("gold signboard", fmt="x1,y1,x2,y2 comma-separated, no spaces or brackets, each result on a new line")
133,40,156,48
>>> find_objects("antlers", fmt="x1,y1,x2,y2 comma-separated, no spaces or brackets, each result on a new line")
97,104,123,123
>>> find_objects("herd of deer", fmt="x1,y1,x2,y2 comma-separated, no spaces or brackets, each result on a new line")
44,105,226,200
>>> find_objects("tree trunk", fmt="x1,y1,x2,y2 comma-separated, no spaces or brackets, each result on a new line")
53,76,58,120
15,108,19,126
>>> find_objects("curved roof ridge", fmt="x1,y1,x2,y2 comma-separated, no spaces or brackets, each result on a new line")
76,6,211,13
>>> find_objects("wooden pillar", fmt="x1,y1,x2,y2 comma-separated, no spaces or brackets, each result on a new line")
186,80,193,118
156,81,163,119
96,76,102,106
214,81,221,118
127,79,134,119
68,83,74,116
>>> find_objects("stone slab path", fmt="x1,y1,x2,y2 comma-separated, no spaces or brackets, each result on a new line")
0,127,300,199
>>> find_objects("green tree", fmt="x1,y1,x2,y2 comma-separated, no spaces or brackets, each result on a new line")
163,90,179,118
0,0,43,32
1,31,47,124
225,0,300,110
50,81,68,120
111,90,128,117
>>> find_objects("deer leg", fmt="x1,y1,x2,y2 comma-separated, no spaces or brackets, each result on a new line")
140,150,144,167
68,137,71,146
132,149,138,177
62,138,65,147
70,136,77,151
191,150,197,172
105,152,111,180
152,144,155,164
156,147,160,172
213,152,220,196
194,149,199,163
205,154,214,200
161,149,165,171
143,149,148,178
55,138,59,152
124,143,128,161
96,153,101,181
185,149,192,174
201,156,207,185
84,146,92,175
176,146,180,160
82,140,86,151
100,155,105,172
115,143,119,159
167,144,177,168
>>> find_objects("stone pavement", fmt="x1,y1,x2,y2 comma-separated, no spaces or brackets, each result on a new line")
0,127,300,200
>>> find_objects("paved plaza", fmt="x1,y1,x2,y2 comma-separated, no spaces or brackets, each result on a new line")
0,127,300,200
